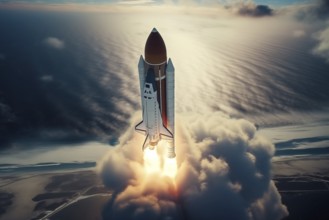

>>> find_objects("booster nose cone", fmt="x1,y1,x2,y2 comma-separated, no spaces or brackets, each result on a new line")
145,28,167,64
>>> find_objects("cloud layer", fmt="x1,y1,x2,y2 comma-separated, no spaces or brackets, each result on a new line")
227,2,274,17
313,25,329,62
297,0,329,62
43,37,65,50
98,112,288,220
0,3,329,149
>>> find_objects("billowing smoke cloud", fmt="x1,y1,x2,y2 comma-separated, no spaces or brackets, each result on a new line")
43,37,65,50
98,112,288,220
99,114,180,219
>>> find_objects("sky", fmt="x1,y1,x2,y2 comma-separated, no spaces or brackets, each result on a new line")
0,0,328,162
0,0,315,6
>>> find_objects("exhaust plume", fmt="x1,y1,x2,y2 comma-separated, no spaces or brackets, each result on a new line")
98,112,288,220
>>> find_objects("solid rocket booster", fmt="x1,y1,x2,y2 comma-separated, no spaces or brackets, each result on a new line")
135,28,176,159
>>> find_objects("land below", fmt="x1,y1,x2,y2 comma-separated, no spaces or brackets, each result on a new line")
0,157,328,220
0,170,111,220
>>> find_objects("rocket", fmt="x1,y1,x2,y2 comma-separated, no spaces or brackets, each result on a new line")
135,28,176,159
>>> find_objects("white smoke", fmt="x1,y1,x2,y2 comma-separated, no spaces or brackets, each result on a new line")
98,112,288,220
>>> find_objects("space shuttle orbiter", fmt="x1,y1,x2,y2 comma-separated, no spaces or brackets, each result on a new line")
135,28,176,159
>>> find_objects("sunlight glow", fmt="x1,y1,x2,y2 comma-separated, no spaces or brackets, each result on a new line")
143,141,178,180
143,146,161,174
163,157,177,179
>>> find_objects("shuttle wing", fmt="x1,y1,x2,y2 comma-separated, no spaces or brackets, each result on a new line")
160,124,173,139
135,121,146,134
142,134,149,151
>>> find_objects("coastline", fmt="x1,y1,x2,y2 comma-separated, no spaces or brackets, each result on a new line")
0,156,328,220
0,169,111,220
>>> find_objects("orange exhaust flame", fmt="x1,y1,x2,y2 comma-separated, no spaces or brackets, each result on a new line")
143,147,161,174
143,141,177,180
163,157,177,179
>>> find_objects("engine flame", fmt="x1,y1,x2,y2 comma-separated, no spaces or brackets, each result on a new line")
143,141,177,180
143,147,161,174
163,157,177,179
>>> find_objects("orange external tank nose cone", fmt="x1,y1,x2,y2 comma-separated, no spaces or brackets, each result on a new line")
144,28,167,64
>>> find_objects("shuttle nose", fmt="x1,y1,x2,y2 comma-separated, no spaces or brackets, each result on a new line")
144,28,167,64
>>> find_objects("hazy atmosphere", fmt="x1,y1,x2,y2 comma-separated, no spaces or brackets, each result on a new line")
0,0,329,220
